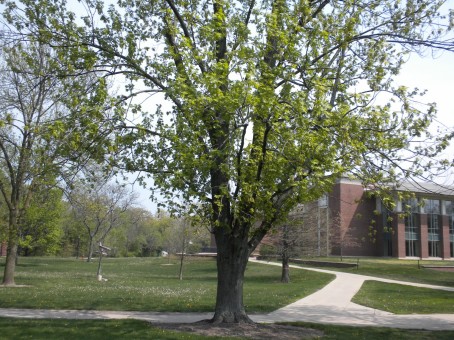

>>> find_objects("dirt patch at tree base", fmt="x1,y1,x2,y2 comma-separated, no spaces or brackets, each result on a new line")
153,321,324,339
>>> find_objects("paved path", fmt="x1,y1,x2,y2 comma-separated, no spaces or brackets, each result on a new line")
250,260,454,330
0,260,453,330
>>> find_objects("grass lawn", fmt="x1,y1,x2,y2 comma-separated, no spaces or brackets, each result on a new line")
1,256,454,338
1,318,454,339
0,256,334,312
352,280,454,314
0,318,236,340
297,257,454,287
284,322,454,340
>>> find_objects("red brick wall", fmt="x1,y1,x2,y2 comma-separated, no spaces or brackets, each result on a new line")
441,215,450,259
329,180,378,257
419,214,429,258
393,214,406,258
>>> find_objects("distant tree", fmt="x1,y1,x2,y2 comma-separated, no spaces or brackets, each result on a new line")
67,172,136,262
19,188,64,256
59,202,89,258
277,206,305,283
160,214,211,280
106,207,157,257
257,197,334,282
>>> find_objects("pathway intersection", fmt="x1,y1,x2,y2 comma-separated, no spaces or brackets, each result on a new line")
0,259,453,330
251,260,454,330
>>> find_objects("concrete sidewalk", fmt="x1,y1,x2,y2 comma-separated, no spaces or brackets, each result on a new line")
0,260,453,330
251,260,454,330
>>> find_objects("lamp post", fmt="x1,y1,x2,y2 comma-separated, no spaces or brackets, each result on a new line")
97,243,111,281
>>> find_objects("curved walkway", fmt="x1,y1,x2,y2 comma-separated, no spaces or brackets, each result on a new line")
0,260,453,330
250,260,454,330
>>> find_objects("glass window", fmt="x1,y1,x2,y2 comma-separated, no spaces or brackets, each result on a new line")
446,201,453,215
446,201,454,257
403,198,419,213
424,199,440,215
425,199,440,257
403,199,419,257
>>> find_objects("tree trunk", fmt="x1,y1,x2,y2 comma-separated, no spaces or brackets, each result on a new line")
281,254,290,283
87,237,94,262
2,242,18,286
179,251,184,281
2,208,19,286
75,237,80,259
211,228,252,324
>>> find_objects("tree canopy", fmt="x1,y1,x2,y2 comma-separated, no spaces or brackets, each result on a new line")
2,0,453,321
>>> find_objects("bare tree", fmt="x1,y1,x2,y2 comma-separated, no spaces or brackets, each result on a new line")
277,206,305,283
67,170,136,262
273,202,331,282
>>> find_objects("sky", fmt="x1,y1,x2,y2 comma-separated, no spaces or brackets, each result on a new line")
397,50,454,182
398,52,454,133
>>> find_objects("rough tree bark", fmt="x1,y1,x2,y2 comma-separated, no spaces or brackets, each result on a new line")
2,208,19,286
211,227,252,323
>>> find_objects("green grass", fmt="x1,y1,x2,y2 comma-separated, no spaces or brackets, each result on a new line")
283,322,454,340
352,280,454,314
1,318,454,340
297,257,454,287
0,256,334,312
0,318,237,340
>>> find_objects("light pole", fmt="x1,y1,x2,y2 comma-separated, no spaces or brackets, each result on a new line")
97,243,111,281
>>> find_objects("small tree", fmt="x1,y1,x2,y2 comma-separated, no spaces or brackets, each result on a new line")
177,218,190,281
277,206,305,283
67,170,136,262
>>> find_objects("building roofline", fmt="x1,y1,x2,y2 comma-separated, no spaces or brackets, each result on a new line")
392,181,454,198
336,176,454,198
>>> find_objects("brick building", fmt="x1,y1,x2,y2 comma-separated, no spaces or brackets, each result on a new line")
0,241,6,256
328,178,454,259
209,177,454,260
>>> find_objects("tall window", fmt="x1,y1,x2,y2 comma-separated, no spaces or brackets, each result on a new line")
446,201,454,258
404,198,419,257
425,199,440,257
